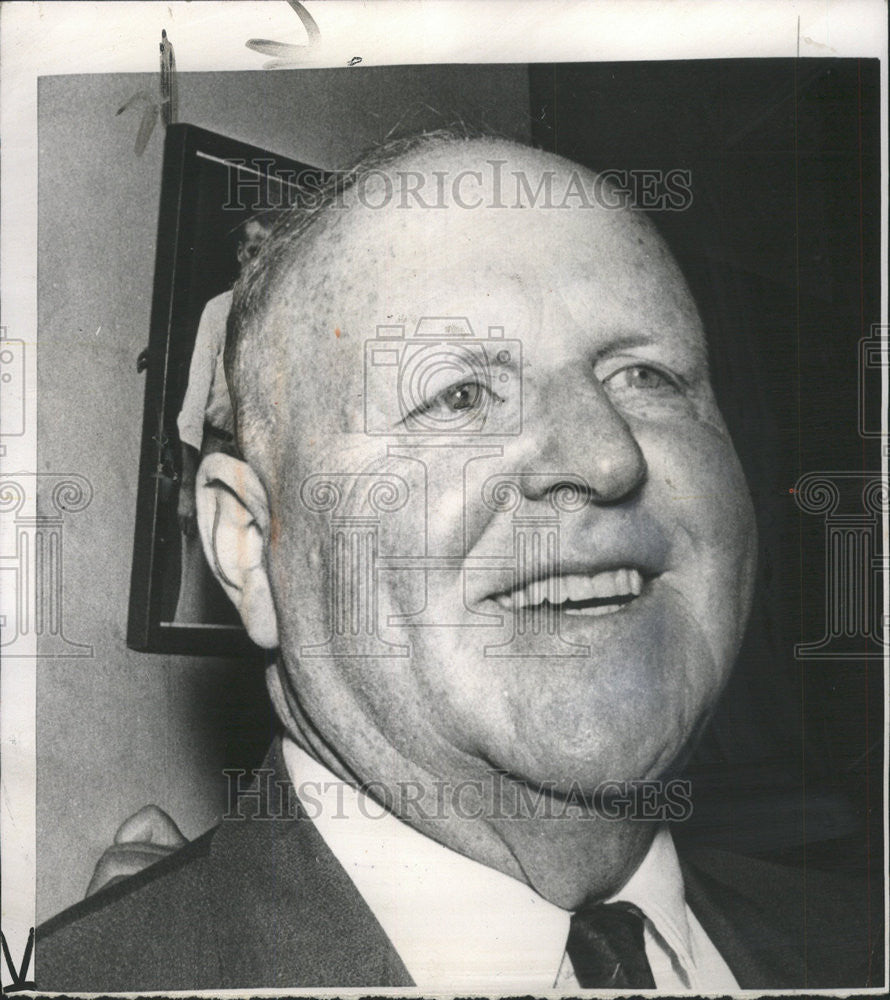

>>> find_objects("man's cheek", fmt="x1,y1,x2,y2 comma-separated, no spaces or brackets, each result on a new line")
268,522,329,614
646,422,752,521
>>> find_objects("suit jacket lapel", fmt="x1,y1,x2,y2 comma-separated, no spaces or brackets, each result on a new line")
681,854,805,989
206,738,414,988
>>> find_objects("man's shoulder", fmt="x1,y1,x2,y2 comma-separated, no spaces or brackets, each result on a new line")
680,845,884,989
36,798,412,992
684,844,878,924
36,826,222,991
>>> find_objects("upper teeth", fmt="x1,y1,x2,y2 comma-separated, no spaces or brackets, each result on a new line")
494,568,643,611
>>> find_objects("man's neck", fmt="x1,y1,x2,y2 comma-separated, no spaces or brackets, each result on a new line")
274,691,657,911
480,780,658,909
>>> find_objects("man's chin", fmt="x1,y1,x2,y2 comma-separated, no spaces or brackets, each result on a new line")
423,589,728,781
456,667,716,801
487,749,684,801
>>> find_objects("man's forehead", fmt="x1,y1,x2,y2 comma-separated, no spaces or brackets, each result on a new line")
295,225,691,321
253,140,706,367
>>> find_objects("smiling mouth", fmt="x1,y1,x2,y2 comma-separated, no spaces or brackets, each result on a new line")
491,568,646,617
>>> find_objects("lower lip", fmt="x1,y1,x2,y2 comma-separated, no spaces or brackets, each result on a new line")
563,601,633,617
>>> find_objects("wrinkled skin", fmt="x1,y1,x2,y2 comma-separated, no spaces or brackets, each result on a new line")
198,140,757,906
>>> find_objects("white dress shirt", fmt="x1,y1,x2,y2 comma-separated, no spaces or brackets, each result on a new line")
282,737,739,993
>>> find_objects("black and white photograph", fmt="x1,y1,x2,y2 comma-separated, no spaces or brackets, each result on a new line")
0,1,886,994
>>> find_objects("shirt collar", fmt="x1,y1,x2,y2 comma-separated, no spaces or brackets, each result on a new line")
282,736,690,991
608,823,693,970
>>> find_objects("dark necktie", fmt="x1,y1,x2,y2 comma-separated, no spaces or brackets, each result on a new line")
566,900,656,989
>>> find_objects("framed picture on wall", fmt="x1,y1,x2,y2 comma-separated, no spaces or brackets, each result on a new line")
127,123,326,655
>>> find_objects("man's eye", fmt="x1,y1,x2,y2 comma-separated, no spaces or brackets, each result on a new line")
603,364,678,393
437,381,485,411
399,377,505,431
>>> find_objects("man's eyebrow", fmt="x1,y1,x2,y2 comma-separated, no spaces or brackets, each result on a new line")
590,331,708,365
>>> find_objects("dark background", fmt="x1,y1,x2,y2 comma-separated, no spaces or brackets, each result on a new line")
529,60,882,875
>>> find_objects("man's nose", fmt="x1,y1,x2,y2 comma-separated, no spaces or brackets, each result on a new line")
509,375,647,504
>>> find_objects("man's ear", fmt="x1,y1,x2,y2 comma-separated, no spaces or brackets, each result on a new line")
195,453,279,649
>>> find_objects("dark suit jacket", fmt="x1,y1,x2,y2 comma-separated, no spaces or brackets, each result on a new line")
37,740,884,992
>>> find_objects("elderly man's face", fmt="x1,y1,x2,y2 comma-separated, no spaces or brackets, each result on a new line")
245,144,756,796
